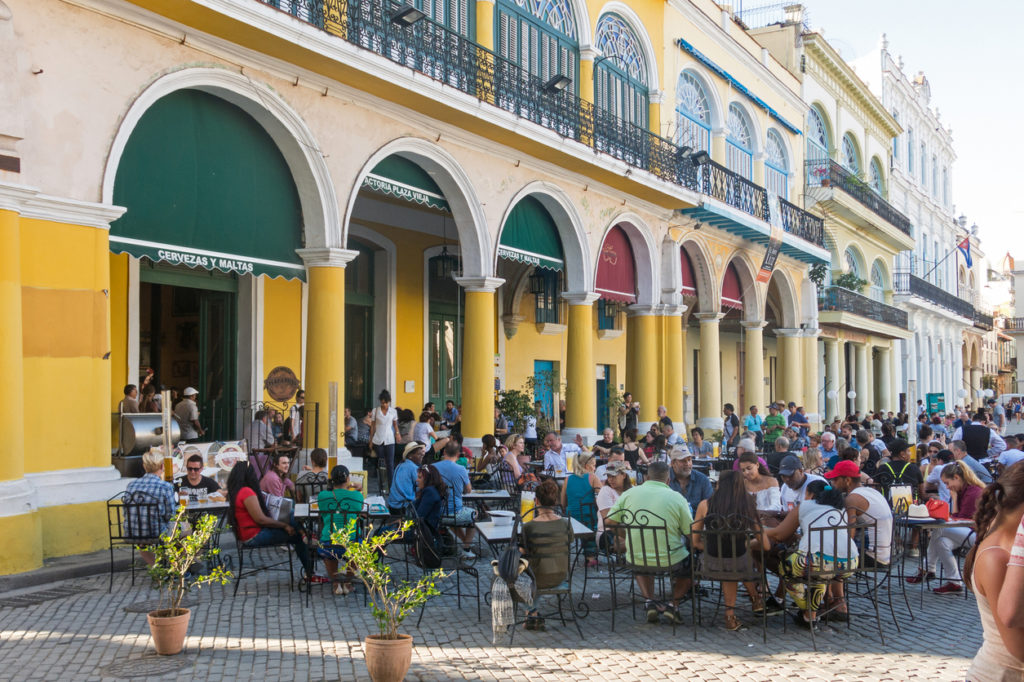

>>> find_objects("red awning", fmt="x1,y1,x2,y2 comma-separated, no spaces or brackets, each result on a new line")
680,248,697,296
722,263,743,310
595,225,636,303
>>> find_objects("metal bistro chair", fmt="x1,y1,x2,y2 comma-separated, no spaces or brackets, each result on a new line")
510,510,585,641
604,508,687,633
846,503,914,631
294,472,330,505
566,500,598,597
307,493,368,607
690,513,773,642
230,508,296,597
106,490,167,591
412,503,480,625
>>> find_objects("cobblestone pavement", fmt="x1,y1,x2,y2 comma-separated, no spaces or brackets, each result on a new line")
0,549,982,682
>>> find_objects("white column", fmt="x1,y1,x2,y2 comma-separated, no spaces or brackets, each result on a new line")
878,346,892,414
855,343,869,415
824,337,841,421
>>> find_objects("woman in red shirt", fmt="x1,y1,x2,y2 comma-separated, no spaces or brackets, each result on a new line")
227,462,312,576
918,462,984,594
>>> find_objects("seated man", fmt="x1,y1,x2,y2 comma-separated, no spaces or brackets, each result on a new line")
765,436,795,476
125,451,177,565
294,448,330,502
542,431,584,474
607,461,693,624
244,410,276,451
388,441,426,514
595,446,632,482
175,454,220,502
433,441,477,559
260,453,295,499
667,447,712,514
591,428,618,458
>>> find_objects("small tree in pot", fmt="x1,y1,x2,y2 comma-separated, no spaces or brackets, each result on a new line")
144,507,232,655
331,520,447,682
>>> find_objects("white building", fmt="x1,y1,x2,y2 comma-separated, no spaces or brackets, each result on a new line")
854,37,982,414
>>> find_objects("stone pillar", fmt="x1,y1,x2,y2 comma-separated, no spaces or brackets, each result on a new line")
711,128,727,165
696,312,724,430
878,345,893,414
970,367,983,411
456,277,504,441
299,248,359,448
775,329,803,408
663,306,685,428
628,305,659,429
963,365,972,411
649,91,663,137
865,346,876,412
680,322,689,424
855,343,869,415
802,330,820,426
563,292,598,440
741,321,766,412
824,337,841,422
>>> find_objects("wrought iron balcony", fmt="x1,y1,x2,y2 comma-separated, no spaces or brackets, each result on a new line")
1006,318,1024,332
818,286,909,329
893,272,974,319
806,160,913,235
703,159,769,221
777,197,824,247
974,310,994,331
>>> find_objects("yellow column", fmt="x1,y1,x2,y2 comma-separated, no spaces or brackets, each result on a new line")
628,306,659,427
680,324,690,425
802,330,820,427
475,0,495,50
299,248,357,449
741,321,766,412
753,154,765,186
711,130,727,165
458,277,503,440
649,96,662,136
776,329,803,409
579,53,595,104
696,312,724,430
564,293,598,437
664,306,685,427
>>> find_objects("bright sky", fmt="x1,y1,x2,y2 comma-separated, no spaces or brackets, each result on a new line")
799,0,1023,263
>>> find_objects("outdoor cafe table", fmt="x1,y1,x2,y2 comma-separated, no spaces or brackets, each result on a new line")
474,517,595,558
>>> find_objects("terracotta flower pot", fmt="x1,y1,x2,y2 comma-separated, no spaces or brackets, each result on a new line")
147,608,191,655
364,634,413,682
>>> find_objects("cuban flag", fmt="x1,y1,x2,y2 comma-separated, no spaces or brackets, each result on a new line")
958,237,973,268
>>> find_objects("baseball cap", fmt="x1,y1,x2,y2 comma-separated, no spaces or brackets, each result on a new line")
669,446,693,461
183,387,198,396
403,441,425,459
824,460,860,479
778,455,803,476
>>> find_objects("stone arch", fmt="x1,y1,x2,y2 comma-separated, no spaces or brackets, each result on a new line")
344,137,490,279
102,66,339,251
593,2,659,90
679,236,718,313
765,268,799,329
497,182,592,293
721,250,763,323
595,211,658,306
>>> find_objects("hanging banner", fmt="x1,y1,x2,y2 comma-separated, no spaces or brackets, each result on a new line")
756,194,784,283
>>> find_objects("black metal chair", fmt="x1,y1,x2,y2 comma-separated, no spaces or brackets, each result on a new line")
230,507,296,597
294,472,329,504
690,513,772,642
847,503,912,631
412,504,480,625
106,490,168,591
603,508,688,633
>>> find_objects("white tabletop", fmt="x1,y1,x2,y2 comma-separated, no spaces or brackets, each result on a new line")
183,501,229,511
475,516,594,543
463,490,511,500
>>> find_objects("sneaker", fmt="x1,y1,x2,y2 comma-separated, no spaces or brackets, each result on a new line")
907,547,920,558
461,549,477,560
933,582,963,594
791,612,812,630
586,558,599,569
754,596,784,616
906,571,934,585
645,600,661,623
309,574,331,584
662,607,685,625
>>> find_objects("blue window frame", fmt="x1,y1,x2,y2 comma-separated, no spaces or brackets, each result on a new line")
726,103,753,179
806,106,829,184
497,0,578,89
597,299,621,330
675,72,711,153
764,129,788,199
869,157,884,196
841,134,860,176
594,13,649,129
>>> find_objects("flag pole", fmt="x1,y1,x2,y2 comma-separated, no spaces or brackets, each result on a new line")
921,240,966,279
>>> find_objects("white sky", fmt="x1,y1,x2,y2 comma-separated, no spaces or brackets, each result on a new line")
797,0,1023,263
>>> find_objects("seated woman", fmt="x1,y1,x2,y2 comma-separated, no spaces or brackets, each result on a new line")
780,480,858,628
522,478,574,631
907,461,985,593
415,464,447,535
561,452,602,567
621,428,648,469
317,465,365,595
596,461,632,553
688,427,714,457
227,462,312,579
737,452,781,512
475,434,502,479
691,470,771,630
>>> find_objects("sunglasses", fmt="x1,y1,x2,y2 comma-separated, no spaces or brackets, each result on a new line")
187,466,202,472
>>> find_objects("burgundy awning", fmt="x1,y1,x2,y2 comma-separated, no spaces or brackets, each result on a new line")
595,225,636,303
722,263,743,310
680,248,697,296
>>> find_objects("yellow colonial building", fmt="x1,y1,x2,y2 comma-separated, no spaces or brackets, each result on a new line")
0,0,831,574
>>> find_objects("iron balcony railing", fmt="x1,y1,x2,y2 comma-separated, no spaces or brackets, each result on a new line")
818,286,909,329
893,272,974,319
1005,317,1024,332
777,197,824,246
806,159,913,235
974,310,994,331
253,0,825,245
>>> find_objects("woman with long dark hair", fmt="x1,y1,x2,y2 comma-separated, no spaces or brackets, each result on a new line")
369,389,399,488
415,463,448,533
227,462,311,576
737,452,781,511
317,465,364,595
691,470,770,630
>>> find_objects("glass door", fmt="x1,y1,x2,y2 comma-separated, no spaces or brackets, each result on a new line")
429,313,461,408
199,290,236,441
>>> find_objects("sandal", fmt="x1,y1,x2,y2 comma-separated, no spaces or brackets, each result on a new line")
750,594,765,614
333,583,345,596
724,607,742,631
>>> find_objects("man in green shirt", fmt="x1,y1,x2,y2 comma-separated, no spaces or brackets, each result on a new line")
607,461,693,624
763,404,787,444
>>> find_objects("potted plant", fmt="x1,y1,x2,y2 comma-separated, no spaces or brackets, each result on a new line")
332,520,447,682
144,506,233,655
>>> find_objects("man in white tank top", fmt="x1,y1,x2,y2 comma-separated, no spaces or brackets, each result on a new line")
828,460,893,565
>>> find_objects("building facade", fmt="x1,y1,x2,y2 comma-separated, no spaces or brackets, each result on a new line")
0,0,831,574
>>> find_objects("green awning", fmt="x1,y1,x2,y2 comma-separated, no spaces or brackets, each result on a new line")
362,156,450,212
110,89,306,281
497,196,564,271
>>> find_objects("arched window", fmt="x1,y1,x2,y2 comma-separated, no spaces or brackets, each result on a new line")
497,0,578,90
675,72,711,153
726,103,753,179
869,157,884,196
764,129,788,199
931,154,938,196
594,14,649,128
844,247,862,279
870,261,886,302
907,127,914,173
806,107,829,186
417,0,473,36
841,134,860,175
920,143,927,184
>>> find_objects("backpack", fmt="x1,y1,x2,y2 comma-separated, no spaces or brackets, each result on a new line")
415,521,446,569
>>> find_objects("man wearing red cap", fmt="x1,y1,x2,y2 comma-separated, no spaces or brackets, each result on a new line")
827,460,893,568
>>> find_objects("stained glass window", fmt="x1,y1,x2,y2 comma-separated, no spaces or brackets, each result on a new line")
594,14,648,127
764,129,788,199
869,158,884,195
806,107,829,185
841,134,860,175
512,0,576,37
870,261,885,302
675,72,711,153
726,103,753,179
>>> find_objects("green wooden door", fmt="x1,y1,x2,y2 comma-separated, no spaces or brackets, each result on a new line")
429,312,461,409
199,290,236,441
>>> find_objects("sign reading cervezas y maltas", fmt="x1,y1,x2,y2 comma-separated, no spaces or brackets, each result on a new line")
156,248,255,275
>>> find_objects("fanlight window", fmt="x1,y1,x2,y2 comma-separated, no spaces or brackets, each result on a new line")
675,72,711,152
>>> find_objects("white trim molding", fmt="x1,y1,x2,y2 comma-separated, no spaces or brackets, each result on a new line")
0,181,125,227
296,247,359,268
454,276,505,293
25,466,127,509
0,478,35,518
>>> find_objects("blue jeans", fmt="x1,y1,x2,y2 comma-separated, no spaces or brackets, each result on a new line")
244,526,312,574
